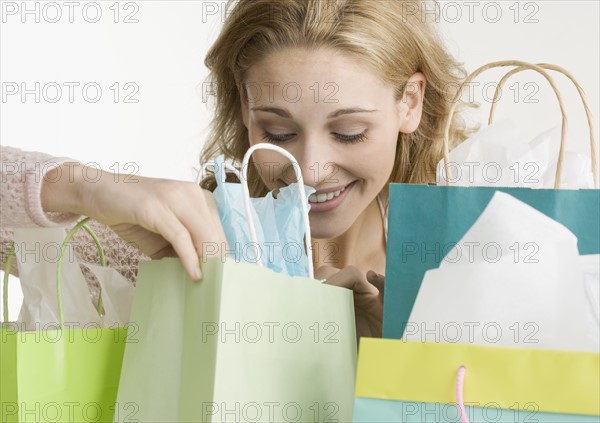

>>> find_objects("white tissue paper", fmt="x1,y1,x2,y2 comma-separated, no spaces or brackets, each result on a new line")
436,119,595,189
12,227,134,330
404,191,600,353
85,263,135,327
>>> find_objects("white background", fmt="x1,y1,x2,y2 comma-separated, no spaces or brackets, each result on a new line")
1,0,599,317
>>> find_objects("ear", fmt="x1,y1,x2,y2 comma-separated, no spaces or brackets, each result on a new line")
238,82,250,128
397,72,426,134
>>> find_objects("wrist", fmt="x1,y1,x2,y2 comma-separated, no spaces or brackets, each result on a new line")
41,161,89,215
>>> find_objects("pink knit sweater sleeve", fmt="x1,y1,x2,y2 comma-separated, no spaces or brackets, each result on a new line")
1,146,149,307
1,145,84,227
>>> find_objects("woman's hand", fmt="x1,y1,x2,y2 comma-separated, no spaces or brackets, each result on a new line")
42,162,228,280
315,265,385,339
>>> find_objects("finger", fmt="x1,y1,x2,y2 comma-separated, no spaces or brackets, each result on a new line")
174,197,228,265
149,243,177,260
314,265,340,281
324,266,378,295
366,271,385,293
149,208,202,281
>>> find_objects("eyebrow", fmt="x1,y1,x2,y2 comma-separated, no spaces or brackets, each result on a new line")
251,106,379,119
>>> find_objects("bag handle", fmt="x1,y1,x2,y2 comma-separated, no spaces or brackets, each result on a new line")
488,63,598,187
456,365,469,423
57,218,106,328
2,217,106,329
240,143,314,280
200,157,242,185
442,60,589,189
2,245,15,328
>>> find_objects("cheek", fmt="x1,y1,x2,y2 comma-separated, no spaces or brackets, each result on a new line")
380,126,399,163
381,140,398,180
357,133,397,174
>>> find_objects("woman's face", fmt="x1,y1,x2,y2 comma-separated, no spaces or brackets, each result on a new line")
240,47,425,239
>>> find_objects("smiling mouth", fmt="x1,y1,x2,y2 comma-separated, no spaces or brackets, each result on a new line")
308,182,354,203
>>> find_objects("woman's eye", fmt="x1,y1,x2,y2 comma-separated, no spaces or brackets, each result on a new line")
335,131,368,144
261,131,292,143
260,130,367,144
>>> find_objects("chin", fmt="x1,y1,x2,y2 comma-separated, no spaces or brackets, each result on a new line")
308,219,348,240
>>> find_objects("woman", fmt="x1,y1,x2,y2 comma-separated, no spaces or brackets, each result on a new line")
1,0,471,338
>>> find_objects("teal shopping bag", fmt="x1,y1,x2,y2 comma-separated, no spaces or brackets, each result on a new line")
383,61,600,339
383,184,600,339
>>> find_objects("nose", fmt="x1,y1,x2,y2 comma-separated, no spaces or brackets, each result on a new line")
283,137,338,189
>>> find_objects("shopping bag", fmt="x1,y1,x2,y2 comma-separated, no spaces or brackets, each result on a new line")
436,61,597,190
352,338,600,422
404,191,599,352
383,61,600,339
435,118,596,189
1,218,131,423
114,144,357,423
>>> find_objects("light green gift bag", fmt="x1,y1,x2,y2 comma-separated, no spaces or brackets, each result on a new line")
115,256,357,422
114,145,357,423
1,219,130,423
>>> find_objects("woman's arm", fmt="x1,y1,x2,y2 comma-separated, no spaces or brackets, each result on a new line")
1,146,150,310
1,145,228,282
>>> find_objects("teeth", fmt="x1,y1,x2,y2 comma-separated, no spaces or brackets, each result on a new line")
308,185,347,203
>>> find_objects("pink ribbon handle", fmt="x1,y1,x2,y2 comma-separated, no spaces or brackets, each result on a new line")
456,365,470,423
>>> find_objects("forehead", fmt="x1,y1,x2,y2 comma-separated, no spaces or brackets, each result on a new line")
244,48,394,108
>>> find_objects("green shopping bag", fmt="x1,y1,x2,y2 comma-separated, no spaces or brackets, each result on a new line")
115,256,357,422
383,61,600,339
114,144,357,422
352,338,600,422
1,219,129,423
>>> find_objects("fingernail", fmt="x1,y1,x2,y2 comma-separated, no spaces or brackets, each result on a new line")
194,267,203,280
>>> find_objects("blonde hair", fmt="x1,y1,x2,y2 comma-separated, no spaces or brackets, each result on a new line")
199,0,473,196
